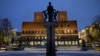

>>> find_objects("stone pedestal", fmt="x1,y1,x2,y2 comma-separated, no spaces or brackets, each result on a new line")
44,22,57,56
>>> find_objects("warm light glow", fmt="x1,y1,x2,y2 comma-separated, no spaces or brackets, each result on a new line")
37,16,40,19
67,29,70,33
64,29,67,33
21,11,79,46
45,36,47,39
82,29,85,33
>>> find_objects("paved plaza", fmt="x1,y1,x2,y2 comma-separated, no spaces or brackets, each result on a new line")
0,51,100,56
0,47,100,56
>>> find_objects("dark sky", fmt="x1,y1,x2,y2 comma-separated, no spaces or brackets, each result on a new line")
0,0,100,32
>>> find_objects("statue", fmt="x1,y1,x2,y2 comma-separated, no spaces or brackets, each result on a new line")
43,2,58,22
42,2,59,56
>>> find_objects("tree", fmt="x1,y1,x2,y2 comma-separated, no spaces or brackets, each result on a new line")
0,18,12,45
0,32,8,45
85,15,100,48
93,15,100,41
87,15,100,47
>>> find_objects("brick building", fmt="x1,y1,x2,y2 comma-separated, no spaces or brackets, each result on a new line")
21,11,79,47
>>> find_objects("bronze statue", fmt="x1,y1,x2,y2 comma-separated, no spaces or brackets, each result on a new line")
43,2,58,22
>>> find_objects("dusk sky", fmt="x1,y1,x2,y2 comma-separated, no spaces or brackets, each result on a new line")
0,0,100,32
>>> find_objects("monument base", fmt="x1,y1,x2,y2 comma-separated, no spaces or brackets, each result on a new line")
44,22,57,56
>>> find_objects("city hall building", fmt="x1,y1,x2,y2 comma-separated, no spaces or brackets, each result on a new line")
21,11,79,47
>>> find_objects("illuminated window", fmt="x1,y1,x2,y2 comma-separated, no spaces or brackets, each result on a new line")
64,30,67,34
58,41,64,45
75,41,78,45
68,41,71,45
67,29,70,34
37,41,40,44
38,37,40,39
35,41,37,45
70,30,73,34
65,41,68,45
41,37,44,39
56,30,59,34
30,41,33,45
35,37,37,39
72,41,75,45
55,41,58,45
45,36,47,39
55,37,57,39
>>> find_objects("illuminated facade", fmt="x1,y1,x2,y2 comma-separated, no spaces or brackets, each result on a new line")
21,11,79,47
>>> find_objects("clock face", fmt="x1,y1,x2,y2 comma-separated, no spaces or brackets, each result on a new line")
58,11,67,21
34,12,44,22
36,15,40,19
59,15,64,18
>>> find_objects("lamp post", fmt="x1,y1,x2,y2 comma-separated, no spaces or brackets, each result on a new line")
43,2,58,56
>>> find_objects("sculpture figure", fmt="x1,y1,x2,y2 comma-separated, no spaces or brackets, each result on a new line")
43,2,58,22
42,2,58,56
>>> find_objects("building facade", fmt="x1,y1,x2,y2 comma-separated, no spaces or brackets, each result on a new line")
21,11,79,47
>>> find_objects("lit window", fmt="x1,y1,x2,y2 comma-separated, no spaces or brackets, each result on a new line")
30,41,33,46
35,37,37,39
58,41,64,45
72,41,75,45
45,36,47,39
68,41,71,45
75,41,78,45
65,41,68,45
64,30,67,34
67,29,70,34
38,37,40,39
70,30,73,34
37,41,40,44
55,37,57,39
56,30,59,34
55,41,58,45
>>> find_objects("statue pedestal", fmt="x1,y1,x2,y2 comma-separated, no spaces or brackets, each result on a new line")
44,22,57,56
